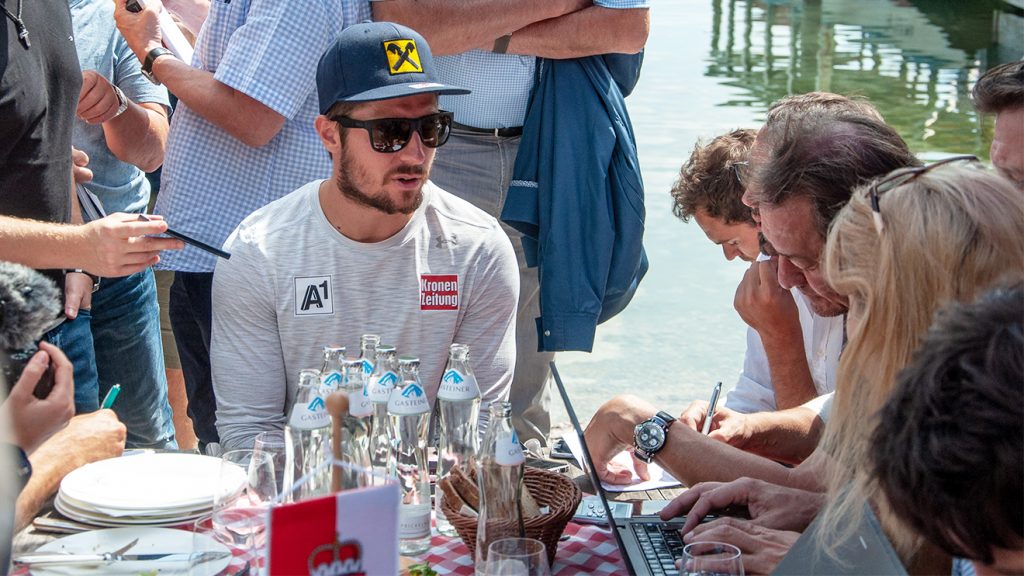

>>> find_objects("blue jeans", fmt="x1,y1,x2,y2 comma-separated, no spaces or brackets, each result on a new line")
168,271,220,449
46,311,99,412
430,129,554,444
89,269,177,449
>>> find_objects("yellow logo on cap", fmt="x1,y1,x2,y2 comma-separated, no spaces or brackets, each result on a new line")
384,39,422,75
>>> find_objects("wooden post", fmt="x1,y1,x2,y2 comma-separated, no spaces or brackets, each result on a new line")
325,391,349,493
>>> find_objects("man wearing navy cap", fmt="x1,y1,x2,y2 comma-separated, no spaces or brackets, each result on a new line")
209,22,519,453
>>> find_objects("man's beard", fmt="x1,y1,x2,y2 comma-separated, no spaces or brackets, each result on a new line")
335,153,425,215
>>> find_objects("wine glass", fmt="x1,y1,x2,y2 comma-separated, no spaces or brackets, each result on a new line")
190,515,235,576
681,541,744,576
482,538,551,576
213,449,277,573
253,430,301,503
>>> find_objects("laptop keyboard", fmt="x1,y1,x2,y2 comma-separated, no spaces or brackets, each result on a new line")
633,522,686,576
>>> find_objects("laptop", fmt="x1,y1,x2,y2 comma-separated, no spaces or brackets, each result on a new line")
551,362,908,576
551,362,689,576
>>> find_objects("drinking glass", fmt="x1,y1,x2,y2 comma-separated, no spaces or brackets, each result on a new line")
190,515,235,576
213,449,277,573
482,538,551,576
681,541,744,576
253,430,302,503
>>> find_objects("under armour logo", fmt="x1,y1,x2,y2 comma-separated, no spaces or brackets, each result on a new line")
294,276,334,316
384,39,422,75
435,234,458,248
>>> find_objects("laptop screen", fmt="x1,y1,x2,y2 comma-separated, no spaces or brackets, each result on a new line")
550,362,637,573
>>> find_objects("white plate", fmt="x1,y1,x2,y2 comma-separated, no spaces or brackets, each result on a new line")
60,453,245,510
54,494,207,528
27,527,232,575
59,491,214,519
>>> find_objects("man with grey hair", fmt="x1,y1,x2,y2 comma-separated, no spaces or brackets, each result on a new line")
586,93,919,488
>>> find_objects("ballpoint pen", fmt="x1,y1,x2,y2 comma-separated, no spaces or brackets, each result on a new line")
702,381,723,435
101,384,121,409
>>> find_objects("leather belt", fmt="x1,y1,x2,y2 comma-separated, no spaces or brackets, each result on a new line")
452,121,523,138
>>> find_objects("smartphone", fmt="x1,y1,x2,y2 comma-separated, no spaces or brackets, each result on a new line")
573,495,632,525
524,456,570,475
549,437,573,459
138,215,231,259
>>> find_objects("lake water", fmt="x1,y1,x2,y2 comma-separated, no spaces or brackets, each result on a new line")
554,0,1022,428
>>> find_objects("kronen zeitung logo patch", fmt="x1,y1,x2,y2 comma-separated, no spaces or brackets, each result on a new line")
420,274,459,310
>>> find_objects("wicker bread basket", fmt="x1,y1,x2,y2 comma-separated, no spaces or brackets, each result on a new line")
440,466,582,566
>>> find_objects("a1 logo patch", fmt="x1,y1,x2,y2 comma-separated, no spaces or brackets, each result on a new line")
420,274,458,310
295,276,333,316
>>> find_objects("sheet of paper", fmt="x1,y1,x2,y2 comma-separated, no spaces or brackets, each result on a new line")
562,433,682,492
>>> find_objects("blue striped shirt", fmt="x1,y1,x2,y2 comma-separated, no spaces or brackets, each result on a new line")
436,0,649,128
156,0,371,272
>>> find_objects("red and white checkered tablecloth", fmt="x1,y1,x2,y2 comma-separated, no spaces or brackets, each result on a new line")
418,522,625,575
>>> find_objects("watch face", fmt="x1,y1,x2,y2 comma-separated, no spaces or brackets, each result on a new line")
637,421,666,450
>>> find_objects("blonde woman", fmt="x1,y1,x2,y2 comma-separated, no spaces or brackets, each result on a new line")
817,160,1024,568
660,161,1024,574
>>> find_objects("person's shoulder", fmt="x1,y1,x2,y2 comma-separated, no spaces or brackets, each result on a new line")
231,180,321,245
424,181,503,233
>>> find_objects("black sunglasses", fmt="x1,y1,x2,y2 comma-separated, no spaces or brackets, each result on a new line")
866,155,980,234
332,111,454,153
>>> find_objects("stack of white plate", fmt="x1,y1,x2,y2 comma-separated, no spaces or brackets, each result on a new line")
56,453,246,528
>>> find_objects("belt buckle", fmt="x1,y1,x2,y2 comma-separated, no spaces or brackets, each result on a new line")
492,128,503,137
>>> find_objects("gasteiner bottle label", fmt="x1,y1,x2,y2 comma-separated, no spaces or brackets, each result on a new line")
368,371,398,403
387,382,430,416
494,429,525,466
288,395,330,429
437,369,481,401
349,386,374,417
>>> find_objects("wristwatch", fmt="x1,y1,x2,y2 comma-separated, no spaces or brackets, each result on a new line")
633,411,676,463
141,47,174,85
111,84,129,119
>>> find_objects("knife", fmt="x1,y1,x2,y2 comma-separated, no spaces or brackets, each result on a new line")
13,550,230,567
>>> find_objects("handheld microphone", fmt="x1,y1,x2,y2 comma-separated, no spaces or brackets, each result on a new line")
0,262,62,398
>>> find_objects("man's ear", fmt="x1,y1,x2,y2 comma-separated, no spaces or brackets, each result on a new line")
315,115,343,156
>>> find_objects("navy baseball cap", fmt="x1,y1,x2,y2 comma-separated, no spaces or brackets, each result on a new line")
316,22,470,114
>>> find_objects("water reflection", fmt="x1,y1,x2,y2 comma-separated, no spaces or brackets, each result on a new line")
706,0,1020,158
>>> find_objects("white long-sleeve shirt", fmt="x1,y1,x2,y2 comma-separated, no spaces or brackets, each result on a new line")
211,180,519,451
724,289,845,413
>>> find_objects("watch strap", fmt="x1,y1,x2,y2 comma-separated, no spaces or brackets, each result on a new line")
111,84,129,119
65,269,101,293
492,34,512,54
654,410,677,426
142,47,174,84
